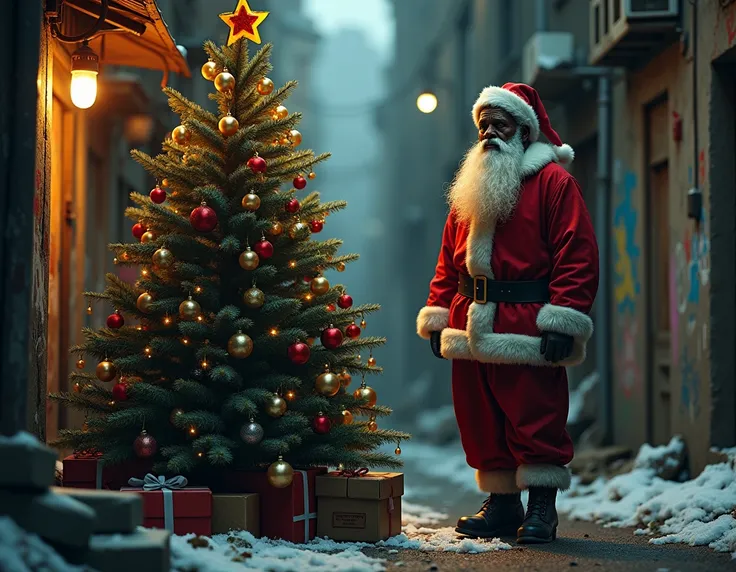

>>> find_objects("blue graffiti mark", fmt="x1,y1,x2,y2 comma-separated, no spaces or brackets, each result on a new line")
685,207,711,306
680,349,701,421
613,171,641,315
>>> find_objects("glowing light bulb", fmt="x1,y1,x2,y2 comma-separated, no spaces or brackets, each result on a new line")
201,359,209,369
416,92,438,114
194,286,203,294
71,69,98,109
305,293,313,301
181,337,190,345
163,316,172,326
269,328,279,336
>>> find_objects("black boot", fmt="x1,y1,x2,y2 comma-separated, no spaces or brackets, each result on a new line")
517,487,558,544
455,493,524,538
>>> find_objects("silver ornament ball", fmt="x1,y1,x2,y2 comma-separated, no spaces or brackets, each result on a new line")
240,421,264,445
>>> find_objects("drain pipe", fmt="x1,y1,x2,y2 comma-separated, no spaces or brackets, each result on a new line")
536,0,549,32
595,73,613,444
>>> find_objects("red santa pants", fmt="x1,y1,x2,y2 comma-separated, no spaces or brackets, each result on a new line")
452,359,574,493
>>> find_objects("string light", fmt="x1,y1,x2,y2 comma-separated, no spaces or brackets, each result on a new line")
113,257,119,265
197,451,204,458
181,337,191,345
201,358,209,369
194,286,203,294
285,390,296,400
144,346,153,358
288,260,297,269
269,327,279,336
188,426,198,437
141,268,150,277
304,293,313,302
163,315,173,326
197,315,205,323
121,252,130,261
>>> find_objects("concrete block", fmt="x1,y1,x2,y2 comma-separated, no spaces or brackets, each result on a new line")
51,487,143,534
87,529,170,572
0,431,57,490
0,488,95,548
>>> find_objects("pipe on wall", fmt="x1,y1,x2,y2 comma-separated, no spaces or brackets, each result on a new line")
535,0,549,32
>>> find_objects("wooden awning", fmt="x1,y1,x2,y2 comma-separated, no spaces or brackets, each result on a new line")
55,0,191,80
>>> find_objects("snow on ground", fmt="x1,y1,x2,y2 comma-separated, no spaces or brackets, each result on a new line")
0,516,84,572
559,437,736,556
567,372,598,423
397,440,477,494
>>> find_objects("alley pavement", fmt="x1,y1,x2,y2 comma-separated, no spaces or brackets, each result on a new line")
365,451,735,571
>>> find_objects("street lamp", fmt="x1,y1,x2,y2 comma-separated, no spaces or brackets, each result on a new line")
416,91,438,114
70,42,99,109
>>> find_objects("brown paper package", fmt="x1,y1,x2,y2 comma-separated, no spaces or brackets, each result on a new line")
211,494,260,536
316,472,403,543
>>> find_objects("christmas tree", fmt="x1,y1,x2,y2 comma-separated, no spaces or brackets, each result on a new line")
50,30,409,482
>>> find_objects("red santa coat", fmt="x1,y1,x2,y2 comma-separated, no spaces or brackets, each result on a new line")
417,143,599,367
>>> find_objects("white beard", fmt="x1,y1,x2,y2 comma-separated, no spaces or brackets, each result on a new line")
447,131,526,225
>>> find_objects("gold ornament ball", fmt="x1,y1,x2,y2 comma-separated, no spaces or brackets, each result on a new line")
257,77,275,95
242,193,261,211
269,221,284,236
315,370,341,397
341,410,354,425
172,125,191,146
215,70,235,93
244,287,265,309
395,446,402,455
141,230,156,244
227,331,254,359
289,221,309,240
179,297,201,321
336,262,346,272
308,172,316,180
339,370,352,388
136,292,154,313
239,248,260,271
367,356,377,367
96,360,117,382
289,129,302,147
275,105,288,120
267,456,294,488
353,385,377,407
310,276,330,296
368,420,378,432
201,60,218,81
280,136,290,146
152,247,174,269
76,358,86,370
219,115,239,137
266,394,287,418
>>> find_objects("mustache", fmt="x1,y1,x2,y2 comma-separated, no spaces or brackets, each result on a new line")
482,137,511,152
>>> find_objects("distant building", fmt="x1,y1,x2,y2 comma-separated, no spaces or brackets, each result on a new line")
380,0,736,474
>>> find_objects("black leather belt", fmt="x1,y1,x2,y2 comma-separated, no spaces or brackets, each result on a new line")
458,274,549,304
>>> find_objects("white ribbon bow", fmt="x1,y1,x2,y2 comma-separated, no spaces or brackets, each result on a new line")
127,473,188,491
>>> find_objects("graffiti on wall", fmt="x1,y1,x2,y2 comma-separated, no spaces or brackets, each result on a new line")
618,316,642,399
674,210,710,314
680,347,701,422
711,1,736,59
613,170,641,315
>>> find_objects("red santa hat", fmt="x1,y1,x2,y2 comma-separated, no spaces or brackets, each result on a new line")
472,82,574,165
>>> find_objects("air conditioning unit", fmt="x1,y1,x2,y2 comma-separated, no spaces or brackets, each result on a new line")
522,32,574,87
590,0,680,67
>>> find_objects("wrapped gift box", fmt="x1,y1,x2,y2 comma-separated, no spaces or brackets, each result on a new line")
222,467,326,542
211,494,260,536
62,455,152,490
315,471,403,542
121,478,212,536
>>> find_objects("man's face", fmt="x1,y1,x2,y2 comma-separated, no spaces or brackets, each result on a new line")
477,107,527,150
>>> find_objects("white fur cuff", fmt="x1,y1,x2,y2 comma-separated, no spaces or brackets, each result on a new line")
516,464,572,491
476,470,520,494
554,144,574,165
416,306,450,339
536,304,593,342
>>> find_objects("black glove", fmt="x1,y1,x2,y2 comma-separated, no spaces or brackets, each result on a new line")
430,331,445,359
540,332,574,363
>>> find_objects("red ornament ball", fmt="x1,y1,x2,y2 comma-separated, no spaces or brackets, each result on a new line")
285,198,300,213
337,294,353,309
132,223,147,240
345,323,361,339
112,382,129,401
293,176,307,190
254,239,274,259
326,303,336,312
190,203,218,233
312,413,331,435
149,186,166,204
247,155,267,174
106,311,124,329
133,430,157,458
321,326,343,349
288,341,311,365
309,220,324,233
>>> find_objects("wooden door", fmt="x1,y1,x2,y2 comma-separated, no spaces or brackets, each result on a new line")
646,98,671,445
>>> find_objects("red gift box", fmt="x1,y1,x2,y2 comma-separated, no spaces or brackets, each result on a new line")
223,467,327,542
121,483,212,536
62,455,152,490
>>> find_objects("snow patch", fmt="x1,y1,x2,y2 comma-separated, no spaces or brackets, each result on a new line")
567,372,598,423
0,516,84,572
383,525,511,553
559,439,736,557
402,501,448,526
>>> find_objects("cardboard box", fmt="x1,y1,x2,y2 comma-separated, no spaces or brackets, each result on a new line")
62,455,153,490
212,494,260,535
222,467,326,542
120,486,212,536
316,472,403,542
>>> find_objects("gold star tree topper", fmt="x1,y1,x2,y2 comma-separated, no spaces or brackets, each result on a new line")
219,0,269,45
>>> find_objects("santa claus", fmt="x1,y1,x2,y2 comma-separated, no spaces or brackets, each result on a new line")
416,83,599,543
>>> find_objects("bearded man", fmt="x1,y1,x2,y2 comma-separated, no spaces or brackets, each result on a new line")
416,83,599,544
